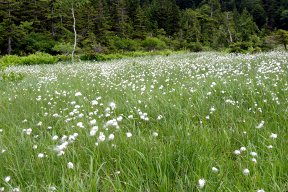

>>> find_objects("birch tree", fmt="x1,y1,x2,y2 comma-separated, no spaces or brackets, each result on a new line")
56,0,89,63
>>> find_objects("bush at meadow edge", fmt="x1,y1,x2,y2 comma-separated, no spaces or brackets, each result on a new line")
0,52,59,69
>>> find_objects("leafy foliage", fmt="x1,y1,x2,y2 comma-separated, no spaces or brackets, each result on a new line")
0,0,287,57
0,53,58,67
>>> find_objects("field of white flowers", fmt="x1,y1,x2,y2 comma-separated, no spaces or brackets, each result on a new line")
0,51,287,191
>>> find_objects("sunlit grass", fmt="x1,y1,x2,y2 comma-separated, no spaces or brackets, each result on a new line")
0,51,287,191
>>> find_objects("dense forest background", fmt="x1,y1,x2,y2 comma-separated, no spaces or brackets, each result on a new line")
0,0,288,56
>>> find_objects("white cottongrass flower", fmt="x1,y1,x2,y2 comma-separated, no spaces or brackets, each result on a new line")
57,151,65,156
267,145,273,149
212,167,219,173
23,128,32,135
116,116,123,122
270,133,277,139
126,132,132,138
209,106,216,113
256,120,265,129
55,141,69,153
128,115,133,119
4,176,11,182
78,113,84,118
108,134,115,141
243,168,250,175
91,100,98,106
233,150,241,155
67,162,74,169
98,132,105,142
257,189,265,192
157,115,163,120
252,158,257,163
198,178,205,189
75,92,82,96
12,187,20,192
250,152,257,157
89,119,97,125
210,82,216,87
77,122,84,128
52,113,60,117
109,102,116,110
240,147,246,152
0,187,4,192
52,135,58,141
37,121,43,126
60,135,68,143
68,133,78,142
152,132,159,137
49,186,57,191
32,145,38,149
105,119,119,129
90,126,98,136
38,153,44,158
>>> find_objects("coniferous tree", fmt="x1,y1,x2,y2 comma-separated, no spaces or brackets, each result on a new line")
235,8,259,42
150,0,180,35
110,0,132,37
179,8,201,43
134,5,150,38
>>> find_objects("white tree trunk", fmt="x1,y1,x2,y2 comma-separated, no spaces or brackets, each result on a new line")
226,12,233,43
71,4,77,63
8,2,12,55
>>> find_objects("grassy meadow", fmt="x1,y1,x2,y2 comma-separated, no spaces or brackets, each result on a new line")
0,51,287,191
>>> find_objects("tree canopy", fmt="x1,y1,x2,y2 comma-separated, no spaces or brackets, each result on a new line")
0,0,287,56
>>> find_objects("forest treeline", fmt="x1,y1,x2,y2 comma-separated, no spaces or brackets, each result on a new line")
0,0,288,57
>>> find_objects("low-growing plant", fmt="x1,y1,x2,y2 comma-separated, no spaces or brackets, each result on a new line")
80,50,178,61
21,52,58,65
1,71,25,82
56,54,71,62
141,37,167,51
110,37,141,52
0,55,22,68
0,52,58,67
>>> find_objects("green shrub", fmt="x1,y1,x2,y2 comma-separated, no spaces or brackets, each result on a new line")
109,37,141,52
1,71,25,82
0,55,22,68
141,37,167,51
80,50,177,62
0,52,58,67
80,53,121,61
56,55,71,62
21,52,58,65
80,54,96,61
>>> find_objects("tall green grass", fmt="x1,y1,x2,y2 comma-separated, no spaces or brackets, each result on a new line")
0,52,287,191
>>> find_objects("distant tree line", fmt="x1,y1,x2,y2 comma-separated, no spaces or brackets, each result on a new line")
0,0,287,56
